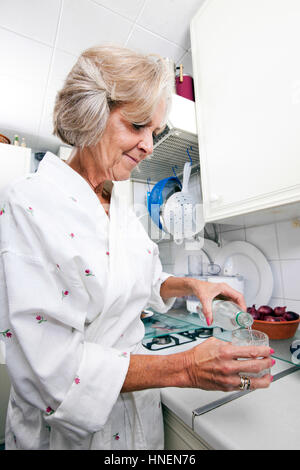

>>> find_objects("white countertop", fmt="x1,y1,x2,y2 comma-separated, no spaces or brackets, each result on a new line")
192,366,300,450
161,359,300,450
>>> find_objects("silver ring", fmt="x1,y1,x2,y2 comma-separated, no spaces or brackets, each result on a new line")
239,376,251,391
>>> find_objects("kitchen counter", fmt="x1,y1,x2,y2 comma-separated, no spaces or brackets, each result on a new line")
161,359,300,450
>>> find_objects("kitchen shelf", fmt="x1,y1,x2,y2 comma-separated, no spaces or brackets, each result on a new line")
130,130,199,184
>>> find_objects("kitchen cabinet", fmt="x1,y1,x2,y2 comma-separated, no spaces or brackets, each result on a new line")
162,405,211,450
0,143,31,194
191,0,300,224
0,365,10,444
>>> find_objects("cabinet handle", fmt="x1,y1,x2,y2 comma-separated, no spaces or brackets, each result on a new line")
210,193,222,203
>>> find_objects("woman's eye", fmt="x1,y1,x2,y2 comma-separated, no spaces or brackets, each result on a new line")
132,123,144,131
132,122,156,139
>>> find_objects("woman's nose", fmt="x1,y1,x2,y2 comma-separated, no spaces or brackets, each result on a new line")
138,133,153,156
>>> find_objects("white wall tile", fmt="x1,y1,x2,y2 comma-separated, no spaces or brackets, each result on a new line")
57,0,132,56
137,0,204,50
276,220,300,260
245,224,279,260
48,49,78,91
0,29,52,137
219,222,245,232
269,260,284,298
281,260,300,300
0,0,203,152
92,0,145,21
282,299,300,313
36,87,62,152
161,264,174,274
269,297,300,314
0,75,46,136
221,228,246,246
0,0,204,153
0,26,54,148
0,0,61,46
210,216,300,309
158,243,173,265
268,297,285,308
126,25,185,62
0,28,52,84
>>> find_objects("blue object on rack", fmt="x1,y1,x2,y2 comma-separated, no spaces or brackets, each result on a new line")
186,147,193,165
146,178,152,214
147,176,182,230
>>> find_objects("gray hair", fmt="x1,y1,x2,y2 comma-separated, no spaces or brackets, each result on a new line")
53,45,175,148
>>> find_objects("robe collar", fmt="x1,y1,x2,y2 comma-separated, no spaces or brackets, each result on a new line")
37,152,121,216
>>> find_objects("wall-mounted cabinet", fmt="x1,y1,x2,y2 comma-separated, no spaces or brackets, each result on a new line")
0,143,31,194
191,0,300,225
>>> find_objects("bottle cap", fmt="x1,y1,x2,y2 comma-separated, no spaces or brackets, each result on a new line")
236,311,253,327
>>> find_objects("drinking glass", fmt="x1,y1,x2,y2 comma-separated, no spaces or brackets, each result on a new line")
188,255,203,276
231,329,270,378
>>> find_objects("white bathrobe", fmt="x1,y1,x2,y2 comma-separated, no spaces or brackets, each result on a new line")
0,152,175,450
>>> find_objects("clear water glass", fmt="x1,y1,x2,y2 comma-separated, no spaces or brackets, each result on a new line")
188,255,203,276
231,329,270,378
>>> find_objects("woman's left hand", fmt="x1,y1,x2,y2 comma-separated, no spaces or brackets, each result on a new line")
189,279,247,326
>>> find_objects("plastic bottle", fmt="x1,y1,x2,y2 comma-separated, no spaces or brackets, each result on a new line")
196,300,254,330
13,135,19,146
21,137,26,147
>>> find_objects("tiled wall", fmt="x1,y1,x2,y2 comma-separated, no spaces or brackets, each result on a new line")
157,218,300,312
135,171,300,313
219,220,300,312
0,0,197,153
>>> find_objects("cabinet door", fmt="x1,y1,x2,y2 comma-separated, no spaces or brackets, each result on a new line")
0,143,31,193
191,0,300,222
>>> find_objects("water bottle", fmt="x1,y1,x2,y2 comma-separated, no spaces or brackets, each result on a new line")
196,300,253,330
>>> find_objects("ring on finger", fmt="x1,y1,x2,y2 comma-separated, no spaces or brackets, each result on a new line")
239,375,251,391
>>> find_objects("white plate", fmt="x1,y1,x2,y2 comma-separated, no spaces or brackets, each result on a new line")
215,241,273,307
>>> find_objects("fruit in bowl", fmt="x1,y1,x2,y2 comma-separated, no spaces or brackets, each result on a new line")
247,305,300,339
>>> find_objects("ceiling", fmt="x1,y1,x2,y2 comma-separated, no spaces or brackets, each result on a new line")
0,0,205,154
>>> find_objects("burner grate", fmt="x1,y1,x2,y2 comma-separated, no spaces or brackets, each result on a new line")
180,328,213,340
144,334,183,351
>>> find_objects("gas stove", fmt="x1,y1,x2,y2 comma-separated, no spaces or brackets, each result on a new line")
142,328,213,352
141,310,215,354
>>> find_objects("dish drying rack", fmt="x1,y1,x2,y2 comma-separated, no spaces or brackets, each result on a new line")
129,126,220,246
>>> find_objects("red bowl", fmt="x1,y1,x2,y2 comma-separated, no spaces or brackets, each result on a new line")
253,318,300,340
0,134,10,144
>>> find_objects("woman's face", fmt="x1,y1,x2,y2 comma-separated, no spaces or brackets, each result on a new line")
94,98,166,181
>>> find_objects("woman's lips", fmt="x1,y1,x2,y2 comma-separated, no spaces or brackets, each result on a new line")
124,154,138,165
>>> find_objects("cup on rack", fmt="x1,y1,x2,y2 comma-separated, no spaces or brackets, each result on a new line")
188,255,203,276
231,329,270,378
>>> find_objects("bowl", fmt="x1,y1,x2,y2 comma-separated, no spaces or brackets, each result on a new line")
252,318,300,340
0,134,10,144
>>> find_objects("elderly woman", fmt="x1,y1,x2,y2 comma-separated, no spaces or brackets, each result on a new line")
0,45,273,450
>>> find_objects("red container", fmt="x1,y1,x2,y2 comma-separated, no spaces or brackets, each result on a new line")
175,74,195,102
253,317,300,340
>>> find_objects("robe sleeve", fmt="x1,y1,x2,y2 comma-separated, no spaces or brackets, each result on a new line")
0,189,130,443
146,242,176,313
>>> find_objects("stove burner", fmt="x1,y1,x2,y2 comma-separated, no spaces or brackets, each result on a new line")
153,335,172,345
143,327,216,351
144,334,181,350
180,328,213,340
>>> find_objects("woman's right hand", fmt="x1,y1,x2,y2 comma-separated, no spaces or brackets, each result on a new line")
183,337,274,392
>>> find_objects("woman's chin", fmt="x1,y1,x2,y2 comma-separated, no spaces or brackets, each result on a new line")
112,163,134,181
